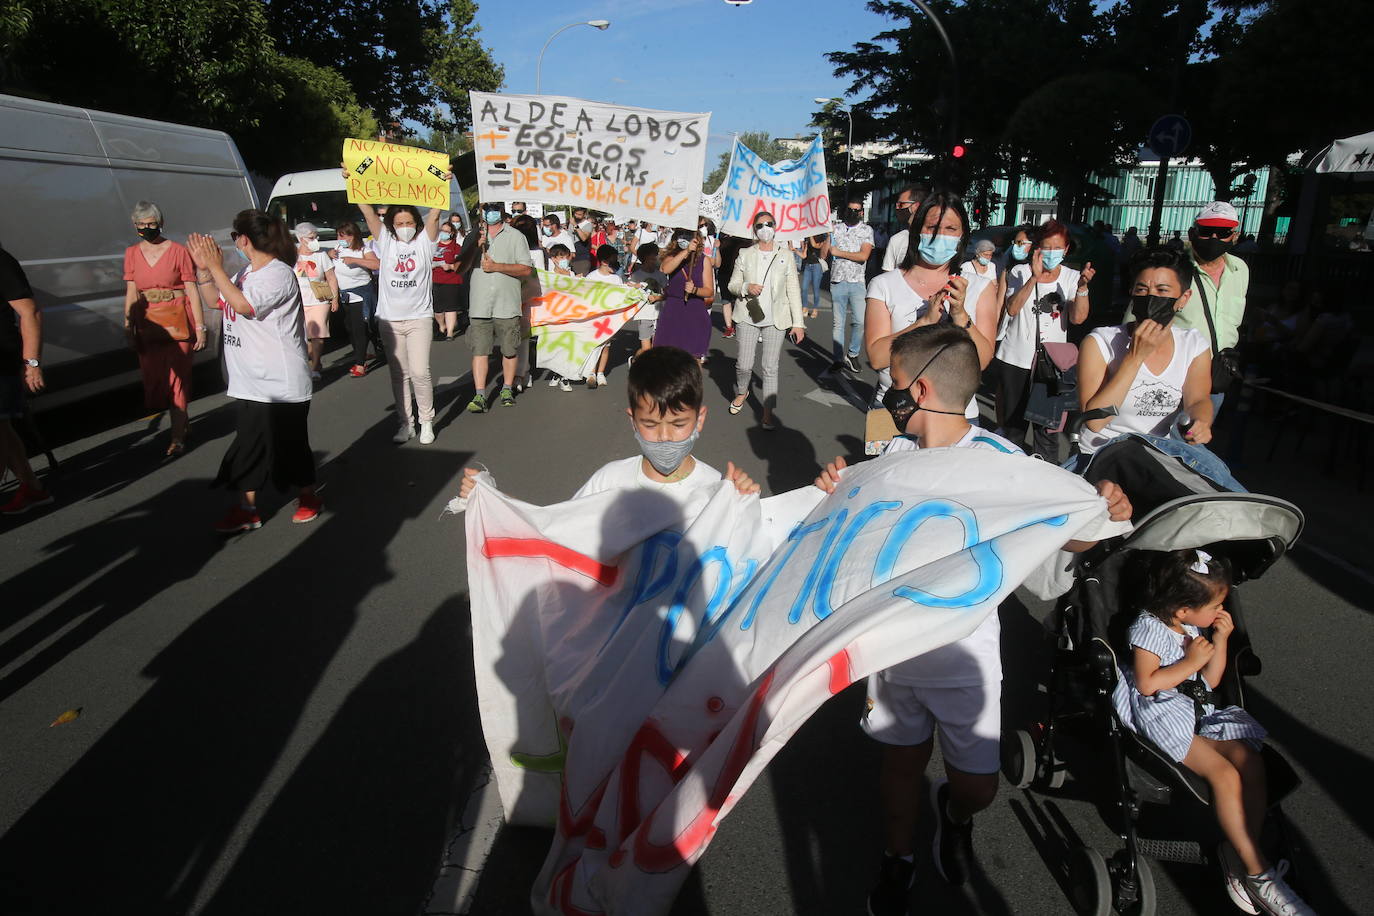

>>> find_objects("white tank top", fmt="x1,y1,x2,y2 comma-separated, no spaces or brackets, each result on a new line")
1080,324,1210,454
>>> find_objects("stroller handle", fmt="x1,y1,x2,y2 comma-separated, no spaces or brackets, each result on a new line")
1067,406,1119,443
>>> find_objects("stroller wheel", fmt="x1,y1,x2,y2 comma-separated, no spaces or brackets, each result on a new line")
1002,729,1037,789
1111,853,1157,916
1067,846,1112,916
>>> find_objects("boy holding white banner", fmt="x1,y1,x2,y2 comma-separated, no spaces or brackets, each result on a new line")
816,325,1132,916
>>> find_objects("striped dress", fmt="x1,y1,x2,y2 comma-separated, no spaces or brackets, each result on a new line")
1111,613,1267,762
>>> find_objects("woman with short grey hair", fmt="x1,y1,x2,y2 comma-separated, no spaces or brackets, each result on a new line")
123,200,206,456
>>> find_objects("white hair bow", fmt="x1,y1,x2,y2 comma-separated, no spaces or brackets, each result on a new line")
1190,549,1213,574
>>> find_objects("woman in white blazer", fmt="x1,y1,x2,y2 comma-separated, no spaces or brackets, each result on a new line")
727,211,806,430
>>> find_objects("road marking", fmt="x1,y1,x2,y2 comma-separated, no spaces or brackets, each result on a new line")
802,387,851,408
423,762,504,915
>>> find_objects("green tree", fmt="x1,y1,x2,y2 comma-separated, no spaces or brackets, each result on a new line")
263,0,501,128
704,131,800,191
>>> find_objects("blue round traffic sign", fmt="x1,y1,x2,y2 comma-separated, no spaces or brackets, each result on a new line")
1148,115,1192,158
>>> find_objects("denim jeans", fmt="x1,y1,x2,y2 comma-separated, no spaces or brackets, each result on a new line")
1071,429,1248,493
802,263,823,313
831,280,866,361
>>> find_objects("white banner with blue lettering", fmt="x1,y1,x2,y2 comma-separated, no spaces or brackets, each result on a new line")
464,449,1113,916
719,134,830,242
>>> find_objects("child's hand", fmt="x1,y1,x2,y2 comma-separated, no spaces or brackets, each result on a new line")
1210,608,1235,641
1095,479,1133,522
725,461,759,496
459,467,481,499
1183,633,1215,668
813,455,847,493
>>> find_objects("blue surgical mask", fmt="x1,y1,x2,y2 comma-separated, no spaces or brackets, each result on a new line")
634,427,699,476
917,233,960,266
676,238,691,250
484,210,502,225
1040,248,1066,270
439,231,452,242
556,259,570,271
976,255,990,266
1011,242,1030,261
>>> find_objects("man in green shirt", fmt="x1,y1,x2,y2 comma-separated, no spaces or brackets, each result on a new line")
1175,201,1247,412
467,203,534,412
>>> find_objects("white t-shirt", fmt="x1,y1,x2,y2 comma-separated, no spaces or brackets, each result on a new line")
293,251,334,307
542,229,577,253
996,264,1080,369
1080,325,1210,454
574,455,721,498
591,269,625,286
375,231,437,321
878,426,1023,687
865,268,980,419
222,259,312,404
960,259,998,286
881,229,909,271
332,246,374,299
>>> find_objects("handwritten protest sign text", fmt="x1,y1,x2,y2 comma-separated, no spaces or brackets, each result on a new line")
343,138,451,209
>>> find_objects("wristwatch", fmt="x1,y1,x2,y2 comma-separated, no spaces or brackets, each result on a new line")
24,358,40,368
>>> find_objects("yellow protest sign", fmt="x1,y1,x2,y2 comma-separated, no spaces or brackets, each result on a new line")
342,138,451,209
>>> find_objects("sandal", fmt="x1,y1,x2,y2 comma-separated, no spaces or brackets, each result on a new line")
165,440,186,457
729,398,746,415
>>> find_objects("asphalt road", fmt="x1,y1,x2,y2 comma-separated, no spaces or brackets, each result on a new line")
1,309,1369,916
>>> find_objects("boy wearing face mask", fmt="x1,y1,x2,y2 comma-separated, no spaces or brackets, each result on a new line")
458,345,759,500
815,325,1132,914
467,203,534,413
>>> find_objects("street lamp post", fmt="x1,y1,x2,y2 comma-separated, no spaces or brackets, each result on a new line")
536,20,611,95
815,97,853,203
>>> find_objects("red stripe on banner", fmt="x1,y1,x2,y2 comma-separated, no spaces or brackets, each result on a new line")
827,649,853,695
482,538,619,586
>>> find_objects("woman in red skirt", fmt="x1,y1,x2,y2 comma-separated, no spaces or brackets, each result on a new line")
123,201,207,456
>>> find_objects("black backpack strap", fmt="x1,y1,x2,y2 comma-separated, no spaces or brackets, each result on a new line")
1194,268,1222,357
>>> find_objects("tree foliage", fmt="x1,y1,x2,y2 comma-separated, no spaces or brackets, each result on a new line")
0,0,503,177
827,0,1374,219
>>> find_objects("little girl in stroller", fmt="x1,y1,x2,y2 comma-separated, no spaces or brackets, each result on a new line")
1113,548,1313,916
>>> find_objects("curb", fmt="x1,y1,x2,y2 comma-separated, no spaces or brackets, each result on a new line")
422,762,504,915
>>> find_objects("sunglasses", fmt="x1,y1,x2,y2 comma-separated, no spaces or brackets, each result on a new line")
1193,225,1234,239
755,221,776,229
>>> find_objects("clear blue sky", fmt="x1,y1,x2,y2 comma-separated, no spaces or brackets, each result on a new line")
471,0,891,171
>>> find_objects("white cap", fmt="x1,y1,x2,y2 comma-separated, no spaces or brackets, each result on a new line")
1195,201,1239,228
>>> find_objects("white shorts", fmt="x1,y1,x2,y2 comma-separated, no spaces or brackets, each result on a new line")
860,673,1002,775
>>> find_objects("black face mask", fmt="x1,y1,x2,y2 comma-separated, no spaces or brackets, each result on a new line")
137,226,160,242
1130,294,1179,326
843,211,862,226
1191,235,1234,262
881,344,965,431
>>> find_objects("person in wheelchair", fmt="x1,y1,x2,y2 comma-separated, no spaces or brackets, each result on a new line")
1112,548,1313,916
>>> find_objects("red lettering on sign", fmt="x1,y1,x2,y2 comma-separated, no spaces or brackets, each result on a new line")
482,537,619,586
593,317,613,338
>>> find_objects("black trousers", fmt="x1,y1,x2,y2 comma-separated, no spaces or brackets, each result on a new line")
214,400,315,493
992,358,1060,461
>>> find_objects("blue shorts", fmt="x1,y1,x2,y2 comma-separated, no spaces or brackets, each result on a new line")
0,374,24,421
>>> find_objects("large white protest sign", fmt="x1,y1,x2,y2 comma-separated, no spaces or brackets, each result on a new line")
465,449,1115,915
470,92,711,228
527,270,645,380
720,135,830,242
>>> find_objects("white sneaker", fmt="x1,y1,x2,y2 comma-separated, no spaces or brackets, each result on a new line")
311,369,322,382
419,422,435,445
1243,862,1314,916
596,372,607,387
558,378,572,392
1218,843,1260,915
393,424,414,444
548,375,561,388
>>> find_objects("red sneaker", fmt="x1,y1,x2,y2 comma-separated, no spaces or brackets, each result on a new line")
214,505,262,534
292,493,322,524
349,364,366,377
1,483,55,515
723,325,736,339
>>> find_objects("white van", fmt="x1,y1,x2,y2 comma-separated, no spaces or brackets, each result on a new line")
265,168,471,244
0,94,257,410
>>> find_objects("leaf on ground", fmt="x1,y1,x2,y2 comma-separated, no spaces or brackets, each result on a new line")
49,708,82,728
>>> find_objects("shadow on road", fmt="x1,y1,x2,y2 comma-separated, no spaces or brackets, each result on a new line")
0,409,476,916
